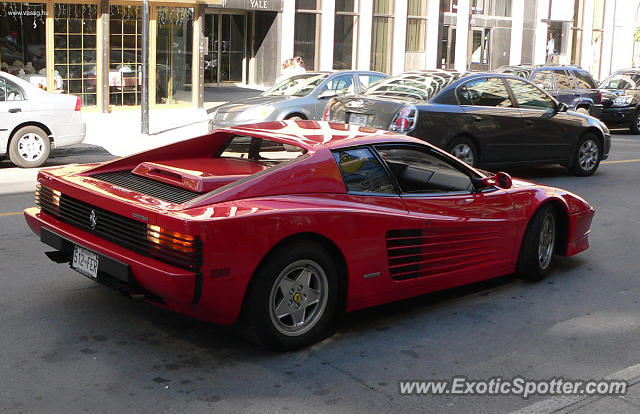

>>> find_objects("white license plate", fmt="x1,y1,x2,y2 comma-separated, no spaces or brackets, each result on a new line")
72,245,99,279
348,113,368,126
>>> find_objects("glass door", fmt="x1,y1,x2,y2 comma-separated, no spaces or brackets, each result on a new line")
204,12,245,85
155,6,193,104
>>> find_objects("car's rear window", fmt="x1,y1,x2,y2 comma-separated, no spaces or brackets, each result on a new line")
573,70,596,89
218,136,307,165
364,72,459,101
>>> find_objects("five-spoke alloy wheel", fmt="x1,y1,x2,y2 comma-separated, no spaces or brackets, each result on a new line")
516,204,558,282
447,137,478,167
8,126,51,168
244,241,339,351
571,133,601,176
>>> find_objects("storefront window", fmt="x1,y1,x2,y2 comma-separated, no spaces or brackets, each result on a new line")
294,0,320,70
442,0,458,13
334,0,359,69
109,5,141,106
54,3,97,106
0,3,47,88
406,0,427,52
156,7,193,104
491,0,512,17
371,0,393,74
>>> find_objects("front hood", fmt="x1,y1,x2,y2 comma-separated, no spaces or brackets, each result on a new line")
330,94,418,130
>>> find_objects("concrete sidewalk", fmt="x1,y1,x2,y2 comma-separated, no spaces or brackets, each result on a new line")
83,85,264,157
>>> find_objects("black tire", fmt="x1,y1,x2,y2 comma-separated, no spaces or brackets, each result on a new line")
630,110,640,135
516,204,558,282
446,137,478,167
8,126,51,168
575,107,590,116
243,241,339,351
570,133,601,176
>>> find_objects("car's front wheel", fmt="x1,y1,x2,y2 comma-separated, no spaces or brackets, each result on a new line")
570,133,601,176
244,241,339,351
516,204,558,282
8,126,51,168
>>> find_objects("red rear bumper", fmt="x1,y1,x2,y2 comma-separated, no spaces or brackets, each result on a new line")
24,207,197,305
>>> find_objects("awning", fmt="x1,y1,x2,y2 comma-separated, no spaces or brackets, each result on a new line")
207,0,282,12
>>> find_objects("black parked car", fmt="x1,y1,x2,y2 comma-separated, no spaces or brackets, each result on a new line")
496,65,601,116
323,70,610,176
597,69,640,134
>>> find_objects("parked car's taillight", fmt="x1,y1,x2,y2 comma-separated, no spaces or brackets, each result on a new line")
389,106,418,133
322,98,336,121
597,91,602,104
74,96,81,111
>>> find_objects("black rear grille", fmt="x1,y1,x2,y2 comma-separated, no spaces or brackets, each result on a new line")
92,170,200,204
35,185,201,271
386,229,422,281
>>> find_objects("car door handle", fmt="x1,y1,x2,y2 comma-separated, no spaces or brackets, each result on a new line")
574,93,580,97
8,108,21,113
472,115,483,122
524,120,534,127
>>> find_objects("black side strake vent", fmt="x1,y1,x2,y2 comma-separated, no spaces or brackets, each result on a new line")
386,229,422,281
92,170,200,204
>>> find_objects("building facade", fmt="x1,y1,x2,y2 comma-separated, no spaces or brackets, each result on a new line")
1,0,639,112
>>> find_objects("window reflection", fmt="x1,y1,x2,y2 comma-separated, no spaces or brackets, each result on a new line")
507,79,555,110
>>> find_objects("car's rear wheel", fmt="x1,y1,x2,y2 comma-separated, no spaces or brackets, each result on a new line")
516,204,557,282
244,241,339,351
570,133,601,176
631,111,640,135
447,137,478,167
576,107,590,116
8,126,51,168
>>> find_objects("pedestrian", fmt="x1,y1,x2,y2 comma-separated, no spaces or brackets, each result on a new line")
546,32,555,63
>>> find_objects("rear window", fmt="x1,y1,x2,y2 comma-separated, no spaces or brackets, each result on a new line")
364,72,460,101
218,136,307,165
573,70,596,89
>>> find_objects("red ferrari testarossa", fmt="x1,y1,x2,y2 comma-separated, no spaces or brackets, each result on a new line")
25,121,594,350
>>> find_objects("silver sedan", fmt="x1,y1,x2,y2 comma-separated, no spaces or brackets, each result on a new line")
0,71,85,168
209,71,386,130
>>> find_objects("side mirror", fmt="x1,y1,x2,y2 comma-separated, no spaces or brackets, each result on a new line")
318,90,338,99
473,171,512,190
557,102,568,112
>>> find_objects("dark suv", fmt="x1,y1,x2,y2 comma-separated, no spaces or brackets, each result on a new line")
496,65,601,116
598,69,640,134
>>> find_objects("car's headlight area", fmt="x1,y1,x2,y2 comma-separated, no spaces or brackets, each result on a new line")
612,95,634,107
237,105,275,121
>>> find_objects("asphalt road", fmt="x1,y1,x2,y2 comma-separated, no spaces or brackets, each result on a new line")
1,133,639,414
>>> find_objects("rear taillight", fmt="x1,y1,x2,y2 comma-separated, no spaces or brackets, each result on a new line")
74,96,81,111
322,98,336,121
597,91,602,104
389,106,418,133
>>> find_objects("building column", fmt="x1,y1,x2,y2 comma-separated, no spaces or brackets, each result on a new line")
97,0,109,113
192,4,204,109
391,0,407,74
454,0,470,72
280,0,295,63
580,0,594,70
598,0,615,79
533,0,549,65
509,0,525,65
357,0,373,71
45,2,54,92
319,0,335,71
425,0,440,69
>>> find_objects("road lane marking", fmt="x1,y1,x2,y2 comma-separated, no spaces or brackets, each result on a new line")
0,211,23,217
602,159,640,165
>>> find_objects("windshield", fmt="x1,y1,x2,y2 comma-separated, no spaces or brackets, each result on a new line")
600,72,640,90
263,74,329,97
363,72,460,101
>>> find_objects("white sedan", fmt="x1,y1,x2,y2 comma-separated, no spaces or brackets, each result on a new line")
0,71,85,168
